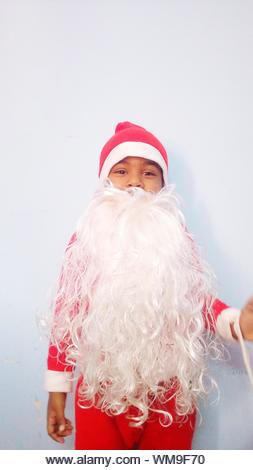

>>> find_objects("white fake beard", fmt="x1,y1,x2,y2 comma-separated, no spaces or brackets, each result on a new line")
50,178,223,426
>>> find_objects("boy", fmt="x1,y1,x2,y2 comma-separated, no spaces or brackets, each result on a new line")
45,121,253,450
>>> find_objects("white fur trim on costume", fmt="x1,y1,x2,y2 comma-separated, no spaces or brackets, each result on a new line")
99,141,169,187
215,307,241,341
44,370,73,393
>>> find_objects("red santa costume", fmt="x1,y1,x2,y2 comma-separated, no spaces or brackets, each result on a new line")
44,122,241,450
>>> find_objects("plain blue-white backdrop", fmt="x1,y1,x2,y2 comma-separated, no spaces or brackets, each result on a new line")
1,0,253,449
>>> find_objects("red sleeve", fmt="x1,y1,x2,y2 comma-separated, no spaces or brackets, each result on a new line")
47,232,78,372
47,343,74,372
203,297,230,333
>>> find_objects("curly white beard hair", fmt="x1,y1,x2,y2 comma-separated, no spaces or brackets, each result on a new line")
49,178,224,427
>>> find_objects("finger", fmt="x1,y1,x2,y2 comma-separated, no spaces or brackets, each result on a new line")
61,426,73,435
47,414,57,434
57,416,68,435
57,428,73,438
47,422,57,435
49,432,65,444
65,418,72,425
56,417,73,437
48,421,72,440
48,416,57,426
59,421,73,436
65,419,73,429
247,296,253,309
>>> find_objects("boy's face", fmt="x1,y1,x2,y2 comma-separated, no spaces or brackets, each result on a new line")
108,156,164,192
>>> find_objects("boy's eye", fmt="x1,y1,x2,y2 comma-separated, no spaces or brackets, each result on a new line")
114,170,156,176
115,169,126,175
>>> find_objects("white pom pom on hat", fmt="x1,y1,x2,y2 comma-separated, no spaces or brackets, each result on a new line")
98,121,169,187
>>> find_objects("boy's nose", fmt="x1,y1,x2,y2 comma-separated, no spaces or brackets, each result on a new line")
127,175,144,188
128,182,143,188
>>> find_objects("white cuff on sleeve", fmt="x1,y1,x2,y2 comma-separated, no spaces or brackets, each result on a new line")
215,307,241,341
44,370,74,393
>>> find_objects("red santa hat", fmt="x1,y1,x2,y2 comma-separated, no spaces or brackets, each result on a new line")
98,121,169,187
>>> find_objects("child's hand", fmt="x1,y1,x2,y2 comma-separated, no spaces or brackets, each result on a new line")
47,392,73,444
239,296,253,342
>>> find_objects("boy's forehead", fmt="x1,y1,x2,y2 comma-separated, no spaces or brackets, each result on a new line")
116,157,160,168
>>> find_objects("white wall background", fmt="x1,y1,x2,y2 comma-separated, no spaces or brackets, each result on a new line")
1,0,253,450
